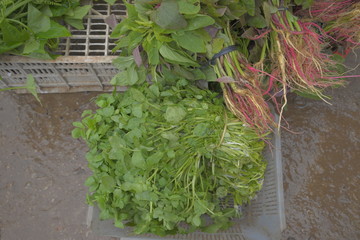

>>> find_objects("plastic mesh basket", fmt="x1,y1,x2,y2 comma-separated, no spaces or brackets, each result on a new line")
0,0,126,93
87,131,285,240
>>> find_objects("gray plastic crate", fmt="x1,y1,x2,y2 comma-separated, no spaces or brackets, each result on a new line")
0,0,126,93
87,131,285,240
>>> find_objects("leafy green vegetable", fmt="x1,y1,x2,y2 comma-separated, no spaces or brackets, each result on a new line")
0,74,41,103
0,0,91,58
73,81,267,235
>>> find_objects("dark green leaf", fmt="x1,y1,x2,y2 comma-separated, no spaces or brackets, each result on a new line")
101,175,116,192
112,56,135,70
1,20,29,46
159,44,198,66
172,31,206,53
65,5,91,19
164,106,186,123
247,15,268,28
28,4,51,33
147,152,164,166
242,0,256,16
64,18,85,30
36,21,71,39
185,15,215,31
178,0,200,14
154,0,187,30
131,151,146,169
25,75,40,103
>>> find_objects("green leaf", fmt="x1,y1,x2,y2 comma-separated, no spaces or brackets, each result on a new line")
36,20,71,39
128,88,146,102
216,187,228,198
25,75,40,103
65,5,91,19
147,152,164,166
143,38,160,65
101,175,116,192
242,0,256,16
192,215,201,227
154,0,187,30
178,0,200,14
293,90,322,100
64,18,85,30
131,151,146,169
149,85,160,97
112,56,135,70
164,106,186,123
211,38,225,55
132,104,143,118
193,123,209,136
104,0,116,4
172,31,206,53
185,15,215,31
110,71,127,86
97,106,114,117
294,0,314,8
202,223,223,233
71,128,83,138
1,20,29,46
159,44,198,66
73,121,85,128
127,65,139,85
23,38,40,54
28,4,51,33
247,15,268,28
85,176,98,192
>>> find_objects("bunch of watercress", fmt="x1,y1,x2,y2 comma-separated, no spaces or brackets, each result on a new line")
72,80,266,235
0,0,91,59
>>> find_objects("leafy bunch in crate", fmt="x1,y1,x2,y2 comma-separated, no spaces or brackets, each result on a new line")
73,79,266,235
0,0,91,59
109,0,358,134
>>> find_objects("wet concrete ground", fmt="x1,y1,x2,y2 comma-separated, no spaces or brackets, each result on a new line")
0,54,359,240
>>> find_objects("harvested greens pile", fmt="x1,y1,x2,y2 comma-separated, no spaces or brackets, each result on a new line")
71,0,360,236
73,81,266,234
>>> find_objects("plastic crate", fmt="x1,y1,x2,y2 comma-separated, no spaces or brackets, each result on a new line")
0,0,126,93
87,131,285,240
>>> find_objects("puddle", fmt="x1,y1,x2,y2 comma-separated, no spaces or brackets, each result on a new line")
0,92,110,240
281,53,360,240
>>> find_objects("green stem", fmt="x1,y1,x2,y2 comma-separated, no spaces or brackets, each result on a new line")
6,18,30,30
260,38,268,62
0,86,26,91
5,0,32,18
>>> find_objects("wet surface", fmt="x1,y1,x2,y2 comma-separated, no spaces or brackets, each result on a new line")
0,92,110,240
281,53,360,240
0,54,359,240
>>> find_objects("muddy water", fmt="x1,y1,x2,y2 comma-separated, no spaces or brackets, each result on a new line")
281,53,360,240
0,92,110,240
0,56,359,240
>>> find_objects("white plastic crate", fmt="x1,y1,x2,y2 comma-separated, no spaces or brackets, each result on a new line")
87,131,285,240
0,0,126,93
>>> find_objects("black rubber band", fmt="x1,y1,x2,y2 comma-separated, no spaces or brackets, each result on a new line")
278,7,289,11
210,45,239,65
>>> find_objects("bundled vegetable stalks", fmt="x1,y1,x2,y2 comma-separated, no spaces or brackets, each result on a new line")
72,80,266,235
297,0,360,55
267,2,345,119
213,27,276,134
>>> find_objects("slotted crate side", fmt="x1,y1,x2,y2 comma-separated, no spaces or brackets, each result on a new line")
0,0,126,93
88,131,285,240
0,56,120,93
